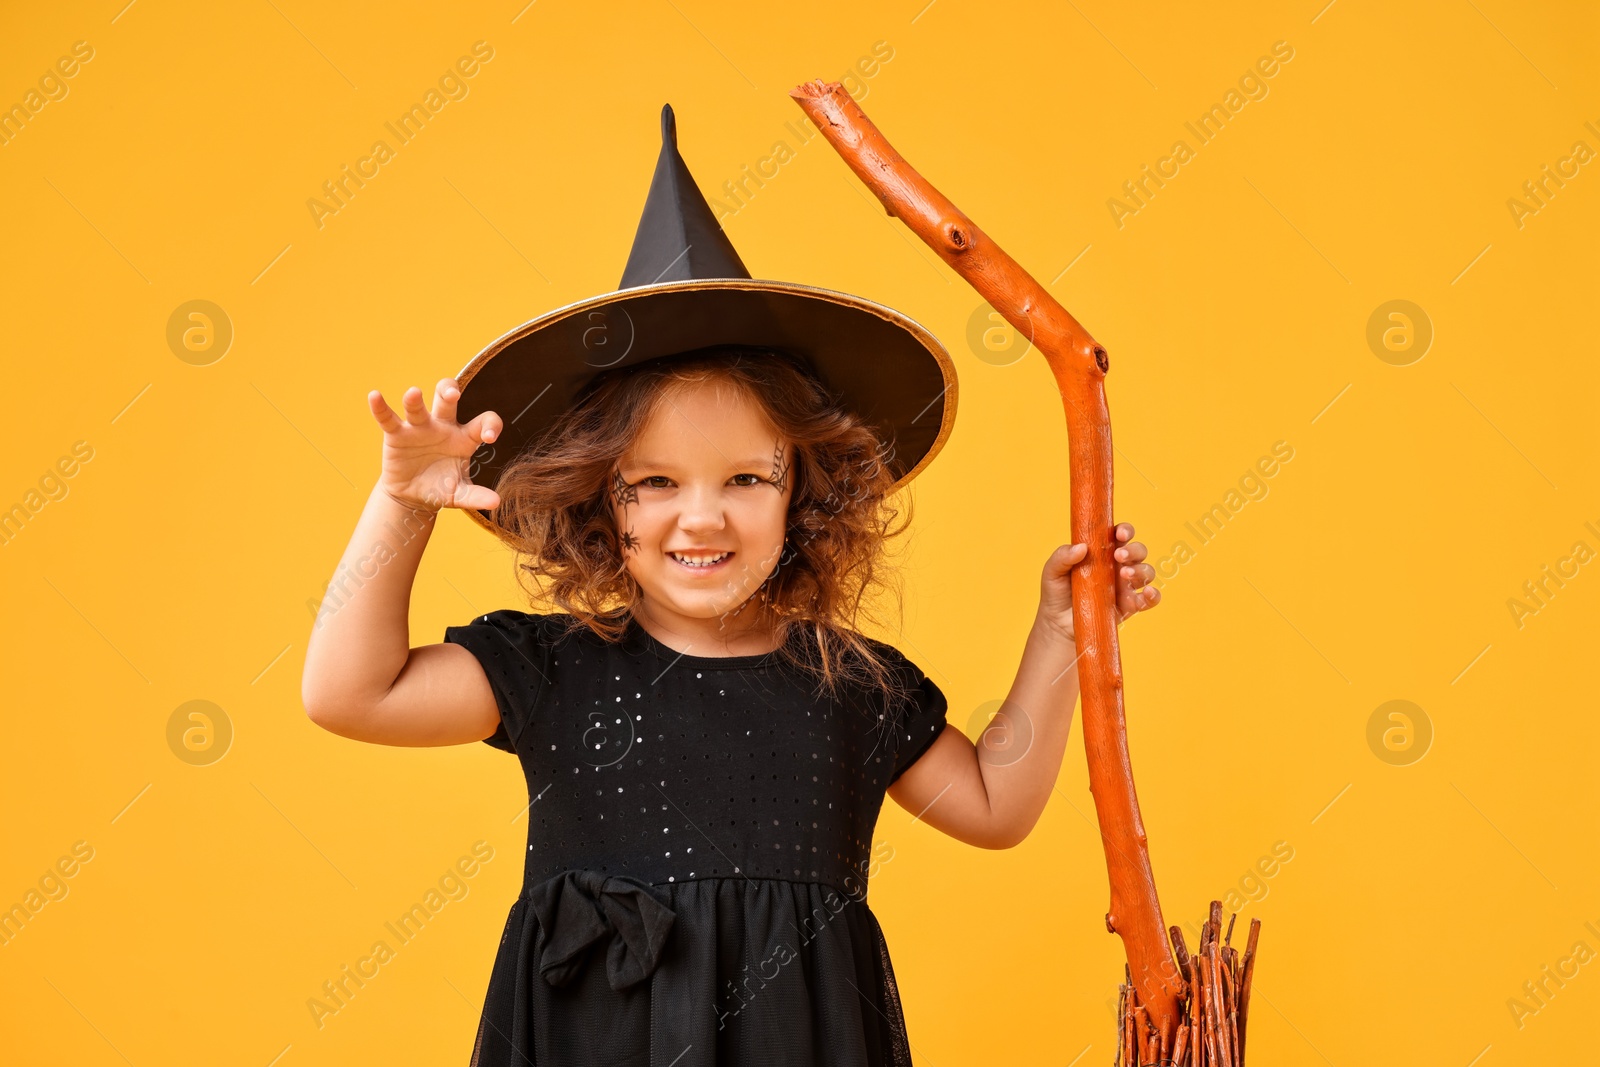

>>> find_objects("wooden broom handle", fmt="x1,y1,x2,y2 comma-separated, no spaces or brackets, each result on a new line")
789,79,1187,1039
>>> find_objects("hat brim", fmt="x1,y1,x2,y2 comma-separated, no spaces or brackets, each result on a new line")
452,278,957,543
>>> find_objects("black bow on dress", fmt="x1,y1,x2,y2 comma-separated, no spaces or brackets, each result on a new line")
525,868,677,991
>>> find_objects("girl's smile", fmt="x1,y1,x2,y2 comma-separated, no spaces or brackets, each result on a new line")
667,549,735,571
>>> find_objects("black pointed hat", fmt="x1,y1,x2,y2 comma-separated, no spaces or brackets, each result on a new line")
453,103,957,542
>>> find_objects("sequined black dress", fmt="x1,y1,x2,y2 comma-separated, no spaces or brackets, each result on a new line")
442,610,950,1067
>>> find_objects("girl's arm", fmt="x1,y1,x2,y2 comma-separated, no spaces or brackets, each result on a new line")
886,525,1157,848
300,379,506,747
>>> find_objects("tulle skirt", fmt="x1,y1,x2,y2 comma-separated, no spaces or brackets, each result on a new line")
468,872,914,1067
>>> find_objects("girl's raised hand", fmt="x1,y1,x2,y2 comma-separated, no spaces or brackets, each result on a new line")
1036,522,1160,644
368,378,504,513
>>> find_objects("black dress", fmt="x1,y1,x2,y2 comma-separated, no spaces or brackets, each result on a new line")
442,610,950,1067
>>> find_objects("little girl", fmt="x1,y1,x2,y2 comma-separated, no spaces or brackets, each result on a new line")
301,104,1158,1067
302,346,1157,1066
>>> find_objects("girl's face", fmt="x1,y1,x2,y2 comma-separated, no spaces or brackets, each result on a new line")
612,377,793,632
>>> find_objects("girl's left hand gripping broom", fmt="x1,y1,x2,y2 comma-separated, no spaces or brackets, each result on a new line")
788,80,1261,1066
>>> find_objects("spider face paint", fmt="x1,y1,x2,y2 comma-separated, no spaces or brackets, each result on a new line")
769,440,790,494
612,468,643,555
611,468,639,508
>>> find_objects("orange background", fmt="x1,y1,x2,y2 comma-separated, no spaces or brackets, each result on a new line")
2,1,1597,1064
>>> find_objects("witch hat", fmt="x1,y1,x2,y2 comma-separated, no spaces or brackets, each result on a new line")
452,103,957,542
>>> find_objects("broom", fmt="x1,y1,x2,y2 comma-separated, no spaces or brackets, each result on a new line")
789,80,1261,1064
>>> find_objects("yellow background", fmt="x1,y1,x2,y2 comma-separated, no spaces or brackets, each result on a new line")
2,0,1596,1063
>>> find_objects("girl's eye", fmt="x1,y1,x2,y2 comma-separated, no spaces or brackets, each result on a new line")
642,476,672,489
730,473,762,487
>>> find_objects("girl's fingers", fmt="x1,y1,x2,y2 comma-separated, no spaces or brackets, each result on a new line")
1122,562,1156,588
466,409,503,445
453,482,502,512
1114,522,1135,543
432,378,461,424
1044,543,1088,580
1135,586,1160,607
402,386,430,426
369,390,405,433
1116,542,1150,566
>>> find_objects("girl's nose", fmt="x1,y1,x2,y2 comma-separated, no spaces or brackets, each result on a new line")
675,484,727,532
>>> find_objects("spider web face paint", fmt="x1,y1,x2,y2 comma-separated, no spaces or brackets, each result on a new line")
611,468,639,508
770,442,790,494
611,468,641,555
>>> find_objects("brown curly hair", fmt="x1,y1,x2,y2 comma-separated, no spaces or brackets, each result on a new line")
490,344,918,705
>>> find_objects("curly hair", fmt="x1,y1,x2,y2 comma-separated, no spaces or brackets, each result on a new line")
489,344,917,705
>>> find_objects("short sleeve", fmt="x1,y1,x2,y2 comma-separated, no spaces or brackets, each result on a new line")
886,649,949,786
442,610,553,754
